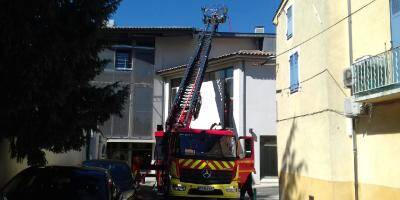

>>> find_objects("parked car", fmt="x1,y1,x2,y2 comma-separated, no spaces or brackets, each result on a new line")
82,159,136,199
0,166,117,200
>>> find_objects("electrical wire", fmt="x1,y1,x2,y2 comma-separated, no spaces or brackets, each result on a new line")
277,108,344,122
275,0,378,58
276,68,348,97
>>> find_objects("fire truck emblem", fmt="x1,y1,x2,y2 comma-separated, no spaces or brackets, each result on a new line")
202,169,212,178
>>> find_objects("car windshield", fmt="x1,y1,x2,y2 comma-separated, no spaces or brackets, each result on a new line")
2,168,108,200
82,161,131,182
176,133,237,159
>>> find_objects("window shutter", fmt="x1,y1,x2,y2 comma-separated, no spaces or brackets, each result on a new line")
287,6,293,39
392,0,400,14
289,55,294,90
290,52,299,93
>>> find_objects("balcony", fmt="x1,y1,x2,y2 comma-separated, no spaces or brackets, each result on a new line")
352,47,400,102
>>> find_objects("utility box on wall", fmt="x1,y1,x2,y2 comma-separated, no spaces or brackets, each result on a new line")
344,97,362,117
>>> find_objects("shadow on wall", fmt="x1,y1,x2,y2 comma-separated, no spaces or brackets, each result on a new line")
279,119,308,200
246,65,276,80
356,101,400,135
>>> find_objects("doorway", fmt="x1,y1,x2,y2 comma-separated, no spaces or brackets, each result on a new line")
260,136,278,178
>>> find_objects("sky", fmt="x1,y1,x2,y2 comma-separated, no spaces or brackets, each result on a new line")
112,0,281,33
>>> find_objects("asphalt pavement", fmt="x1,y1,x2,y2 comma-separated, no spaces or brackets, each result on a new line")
135,178,279,200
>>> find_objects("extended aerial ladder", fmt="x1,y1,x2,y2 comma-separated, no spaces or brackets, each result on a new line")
153,7,255,198
156,6,228,195
165,7,227,132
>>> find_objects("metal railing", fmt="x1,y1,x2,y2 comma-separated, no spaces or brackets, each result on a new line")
352,47,400,96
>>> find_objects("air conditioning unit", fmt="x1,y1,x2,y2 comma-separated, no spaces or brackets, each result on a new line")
343,68,352,88
344,97,362,117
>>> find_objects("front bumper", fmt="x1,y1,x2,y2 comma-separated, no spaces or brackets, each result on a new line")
169,178,239,198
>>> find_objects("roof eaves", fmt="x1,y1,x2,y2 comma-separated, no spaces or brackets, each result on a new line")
104,26,197,31
157,50,275,75
273,0,288,25
214,32,276,38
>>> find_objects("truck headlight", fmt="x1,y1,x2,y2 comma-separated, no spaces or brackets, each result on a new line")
226,186,237,193
172,184,186,191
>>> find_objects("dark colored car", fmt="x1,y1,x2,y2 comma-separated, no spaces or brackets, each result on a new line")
0,166,116,200
82,160,135,194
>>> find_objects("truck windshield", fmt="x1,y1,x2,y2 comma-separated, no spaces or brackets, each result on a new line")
176,133,236,159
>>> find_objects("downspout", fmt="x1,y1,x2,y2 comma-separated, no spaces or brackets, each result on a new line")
242,60,246,137
347,0,359,200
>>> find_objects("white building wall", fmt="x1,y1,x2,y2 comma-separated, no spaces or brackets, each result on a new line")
245,63,277,184
245,64,277,136
191,80,224,129
163,81,170,123
233,62,245,137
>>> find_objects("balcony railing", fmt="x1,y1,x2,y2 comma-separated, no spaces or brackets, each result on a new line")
352,47,400,102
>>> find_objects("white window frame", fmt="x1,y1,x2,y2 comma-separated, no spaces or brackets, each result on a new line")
114,50,133,71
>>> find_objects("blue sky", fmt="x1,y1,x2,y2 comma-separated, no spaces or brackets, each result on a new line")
112,0,281,33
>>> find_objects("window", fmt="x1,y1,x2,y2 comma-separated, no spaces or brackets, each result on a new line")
290,52,299,93
223,68,233,129
115,50,132,70
170,78,181,108
392,0,400,15
286,6,293,39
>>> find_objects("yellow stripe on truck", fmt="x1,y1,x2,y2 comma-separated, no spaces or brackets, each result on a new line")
222,161,230,169
207,162,216,170
190,160,202,169
183,159,193,167
213,161,223,170
198,162,207,169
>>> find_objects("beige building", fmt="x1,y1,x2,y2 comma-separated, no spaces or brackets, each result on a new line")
274,0,400,199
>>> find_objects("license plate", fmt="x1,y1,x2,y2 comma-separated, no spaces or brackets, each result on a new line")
198,185,214,191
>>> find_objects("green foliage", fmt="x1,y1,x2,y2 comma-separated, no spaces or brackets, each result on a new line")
0,0,127,166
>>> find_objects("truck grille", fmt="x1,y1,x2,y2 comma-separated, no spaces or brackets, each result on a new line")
180,169,232,184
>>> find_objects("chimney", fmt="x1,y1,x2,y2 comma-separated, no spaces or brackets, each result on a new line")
106,19,115,28
254,26,265,33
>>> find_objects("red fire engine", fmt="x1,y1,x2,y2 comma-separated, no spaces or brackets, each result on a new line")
153,6,255,199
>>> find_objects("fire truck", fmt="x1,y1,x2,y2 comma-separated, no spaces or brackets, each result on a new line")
153,6,255,199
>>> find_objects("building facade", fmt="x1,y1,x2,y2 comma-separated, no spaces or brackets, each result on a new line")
274,0,400,199
94,27,278,184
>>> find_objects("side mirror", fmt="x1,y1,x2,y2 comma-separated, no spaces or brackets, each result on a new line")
119,189,135,200
239,136,254,159
244,139,252,158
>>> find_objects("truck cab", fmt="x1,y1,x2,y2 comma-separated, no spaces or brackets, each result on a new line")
154,129,254,198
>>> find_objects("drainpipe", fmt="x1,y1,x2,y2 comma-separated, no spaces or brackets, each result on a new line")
242,60,246,137
347,0,359,200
